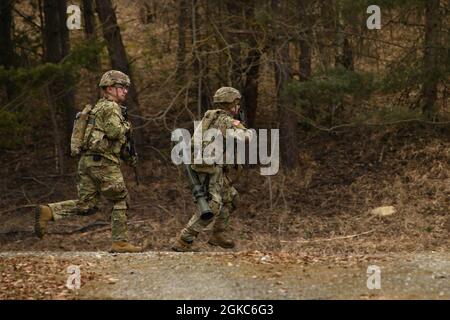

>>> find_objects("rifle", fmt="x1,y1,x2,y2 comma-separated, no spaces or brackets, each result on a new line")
184,164,213,219
121,106,140,185
127,132,140,185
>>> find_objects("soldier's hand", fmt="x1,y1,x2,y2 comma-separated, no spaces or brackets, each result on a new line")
123,120,132,133
129,154,138,168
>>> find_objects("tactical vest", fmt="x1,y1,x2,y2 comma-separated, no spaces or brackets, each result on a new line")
191,109,227,174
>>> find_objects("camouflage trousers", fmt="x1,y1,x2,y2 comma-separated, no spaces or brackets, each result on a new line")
47,154,130,242
180,166,238,242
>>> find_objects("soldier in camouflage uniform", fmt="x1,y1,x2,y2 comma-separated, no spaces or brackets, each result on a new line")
172,87,253,252
34,70,142,253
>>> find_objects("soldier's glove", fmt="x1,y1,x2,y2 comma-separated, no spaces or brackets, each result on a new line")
123,120,132,134
129,154,138,168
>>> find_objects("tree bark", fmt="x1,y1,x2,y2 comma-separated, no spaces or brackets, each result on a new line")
95,0,143,144
43,0,62,63
318,0,334,70
0,0,16,99
175,0,188,81
272,0,298,170
241,2,260,128
297,0,315,122
421,0,441,118
276,44,298,170
83,0,97,40
82,0,101,70
57,0,76,140
225,0,243,87
242,47,260,128
43,0,76,172
298,0,312,81
191,0,211,116
334,2,353,70
224,0,260,128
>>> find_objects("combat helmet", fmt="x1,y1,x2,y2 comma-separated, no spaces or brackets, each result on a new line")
99,70,131,88
213,87,241,104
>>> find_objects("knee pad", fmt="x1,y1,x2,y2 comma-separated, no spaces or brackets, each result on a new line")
103,181,128,201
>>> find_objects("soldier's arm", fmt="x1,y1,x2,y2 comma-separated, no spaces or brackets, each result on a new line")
221,115,253,142
102,104,128,140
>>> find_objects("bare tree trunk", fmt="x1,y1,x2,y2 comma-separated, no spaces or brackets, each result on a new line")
222,0,260,128
334,2,353,70
242,47,260,128
46,86,65,174
191,0,211,116
241,2,260,128
43,0,66,63
299,37,312,80
225,0,242,87
43,0,76,173
421,0,441,118
318,0,334,71
297,0,315,123
191,0,202,117
57,0,70,58
276,44,298,170
201,0,213,113
272,0,298,170
95,0,143,145
0,0,16,100
298,0,312,81
57,0,76,146
82,0,101,70
176,0,188,81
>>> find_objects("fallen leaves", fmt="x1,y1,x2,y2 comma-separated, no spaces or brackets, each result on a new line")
107,277,119,284
0,256,101,300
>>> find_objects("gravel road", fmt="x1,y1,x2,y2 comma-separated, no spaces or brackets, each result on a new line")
0,251,448,299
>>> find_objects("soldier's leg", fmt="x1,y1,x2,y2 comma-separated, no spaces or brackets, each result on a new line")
179,200,221,243
36,158,99,238
179,167,224,243
208,185,238,248
214,186,238,233
94,164,141,252
49,169,99,221
92,164,129,242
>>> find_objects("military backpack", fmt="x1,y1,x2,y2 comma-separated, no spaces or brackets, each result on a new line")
70,104,93,157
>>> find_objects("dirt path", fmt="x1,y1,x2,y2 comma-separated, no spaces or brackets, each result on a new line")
0,251,448,299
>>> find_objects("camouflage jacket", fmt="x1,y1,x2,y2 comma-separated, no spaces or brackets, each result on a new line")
191,109,252,174
84,98,130,164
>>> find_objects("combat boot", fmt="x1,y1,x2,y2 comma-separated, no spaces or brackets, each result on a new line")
109,241,143,253
208,231,235,249
171,238,198,252
35,205,53,239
